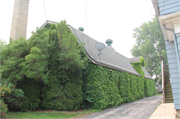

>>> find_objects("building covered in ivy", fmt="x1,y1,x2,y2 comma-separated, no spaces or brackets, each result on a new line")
40,20,156,109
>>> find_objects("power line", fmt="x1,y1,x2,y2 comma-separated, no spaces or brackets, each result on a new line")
84,0,89,53
43,0,47,20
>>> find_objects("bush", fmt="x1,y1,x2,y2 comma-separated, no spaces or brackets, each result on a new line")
40,76,83,111
1,20,156,112
137,77,145,98
130,75,139,101
0,80,24,117
82,60,156,109
40,21,84,111
1,83,11,118
16,78,41,111
83,61,124,109
119,72,134,103
144,78,156,97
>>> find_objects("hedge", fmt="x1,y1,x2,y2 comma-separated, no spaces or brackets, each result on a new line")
2,21,156,112
82,61,156,109
144,78,156,97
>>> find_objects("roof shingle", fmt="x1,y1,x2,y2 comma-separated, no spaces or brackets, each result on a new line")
68,25,141,76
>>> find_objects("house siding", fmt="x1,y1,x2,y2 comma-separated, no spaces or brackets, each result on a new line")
164,40,180,109
158,0,180,16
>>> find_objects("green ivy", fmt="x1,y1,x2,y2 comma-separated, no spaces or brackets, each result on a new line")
131,56,145,78
82,60,155,109
82,61,123,109
144,78,156,97
118,72,134,103
1,20,156,113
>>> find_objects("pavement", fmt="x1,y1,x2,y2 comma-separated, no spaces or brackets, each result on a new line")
79,95,163,119
149,102,176,119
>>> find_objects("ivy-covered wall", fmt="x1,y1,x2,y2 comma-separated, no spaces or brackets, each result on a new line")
2,21,156,113
130,56,156,97
144,78,156,97
131,56,145,78
82,61,155,110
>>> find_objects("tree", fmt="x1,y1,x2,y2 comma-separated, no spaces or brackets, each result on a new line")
0,38,7,51
1,20,86,112
41,20,85,111
131,17,167,83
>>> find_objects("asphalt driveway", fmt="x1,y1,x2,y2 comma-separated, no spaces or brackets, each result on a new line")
79,95,162,119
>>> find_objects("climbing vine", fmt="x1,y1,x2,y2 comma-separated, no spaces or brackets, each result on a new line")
82,60,155,109
131,56,145,78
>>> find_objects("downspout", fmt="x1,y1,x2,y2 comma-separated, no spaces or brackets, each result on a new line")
160,56,165,103
163,25,180,77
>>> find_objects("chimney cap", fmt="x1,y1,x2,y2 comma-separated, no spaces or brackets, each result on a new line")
106,39,113,43
78,27,84,32
105,39,113,46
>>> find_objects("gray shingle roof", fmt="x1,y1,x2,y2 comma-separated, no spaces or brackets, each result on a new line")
129,56,153,80
40,20,141,76
142,67,153,80
129,56,142,63
39,20,58,29
68,25,141,76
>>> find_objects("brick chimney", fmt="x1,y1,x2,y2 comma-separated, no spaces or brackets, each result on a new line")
10,0,29,40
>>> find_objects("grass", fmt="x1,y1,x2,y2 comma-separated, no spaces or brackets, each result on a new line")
4,109,100,119
156,93,162,96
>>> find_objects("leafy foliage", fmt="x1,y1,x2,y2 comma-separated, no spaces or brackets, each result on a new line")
16,78,41,111
131,17,167,82
82,61,123,109
1,20,156,114
131,56,145,78
40,21,85,111
0,79,24,118
144,78,156,97
118,72,134,103
1,81,11,118
1,20,85,112
82,60,155,109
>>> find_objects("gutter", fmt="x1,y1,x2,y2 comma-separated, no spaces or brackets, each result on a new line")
163,25,180,77
68,25,142,77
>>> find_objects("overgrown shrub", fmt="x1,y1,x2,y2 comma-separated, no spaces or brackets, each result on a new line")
1,20,156,113
119,72,134,103
144,78,156,96
131,56,145,78
40,21,85,111
0,80,24,117
82,60,155,109
1,21,85,112
137,77,145,98
82,61,123,109
130,75,139,101
16,78,41,111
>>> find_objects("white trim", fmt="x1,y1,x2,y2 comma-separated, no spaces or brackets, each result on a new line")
159,11,180,22
174,23,180,34
158,11,180,41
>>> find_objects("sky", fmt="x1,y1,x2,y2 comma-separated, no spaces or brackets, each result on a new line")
0,0,155,58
